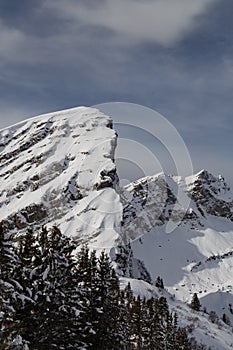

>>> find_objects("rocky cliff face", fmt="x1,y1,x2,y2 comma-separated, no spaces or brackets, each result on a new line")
121,170,232,239
185,170,232,221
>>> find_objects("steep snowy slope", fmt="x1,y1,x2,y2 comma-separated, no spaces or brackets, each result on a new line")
0,107,123,251
120,277,233,350
122,171,233,325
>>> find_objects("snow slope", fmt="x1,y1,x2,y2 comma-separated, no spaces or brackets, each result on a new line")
120,278,233,350
0,107,123,251
123,172,233,326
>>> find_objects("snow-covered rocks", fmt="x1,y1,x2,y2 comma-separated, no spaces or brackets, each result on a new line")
121,171,233,327
0,107,122,251
185,169,233,220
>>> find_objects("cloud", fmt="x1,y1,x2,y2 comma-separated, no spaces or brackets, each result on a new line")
0,20,45,65
0,0,219,67
0,21,25,61
48,0,218,46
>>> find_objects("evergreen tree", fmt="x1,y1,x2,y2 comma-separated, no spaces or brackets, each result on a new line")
174,328,192,350
222,313,231,325
190,293,201,312
156,297,169,350
141,297,153,349
14,229,38,338
155,276,164,289
130,295,146,349
119,283,134,348
90,251,121,349
16,226,84,349
164,311,176,350
0,223,27,349
76,246,99,347
76,248,123,349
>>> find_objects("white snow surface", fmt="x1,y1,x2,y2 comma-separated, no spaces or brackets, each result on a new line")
1,106,233,349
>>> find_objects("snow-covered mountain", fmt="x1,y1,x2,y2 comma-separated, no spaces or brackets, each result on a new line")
0,107,122,251
122,171,233,322
1,107,233,349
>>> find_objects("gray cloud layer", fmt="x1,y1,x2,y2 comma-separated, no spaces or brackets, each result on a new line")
47,0,218,46
0,0,219,65
0,0,232,187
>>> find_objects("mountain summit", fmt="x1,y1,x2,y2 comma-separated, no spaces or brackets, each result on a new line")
0,107,122,250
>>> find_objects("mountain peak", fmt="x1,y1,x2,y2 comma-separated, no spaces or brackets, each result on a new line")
0,106,122,251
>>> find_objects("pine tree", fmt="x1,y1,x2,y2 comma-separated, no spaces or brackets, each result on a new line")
14,229,38,338
174,328,192,350
76,246,99,347
0,223,27,348
153,298,167,350
141,297,152,349
190,293,201,311
16,226,84,349
76,245,90,284
164,311,176,350
155,276,164,289
76,248,124,349
222,313,231,325
124,282,133,307
89,251,121,349
129,295,144,349
119,283,134,348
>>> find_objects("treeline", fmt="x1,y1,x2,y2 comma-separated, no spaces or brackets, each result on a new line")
0,224,208,349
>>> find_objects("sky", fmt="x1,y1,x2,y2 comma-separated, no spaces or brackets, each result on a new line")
0,0,232,187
